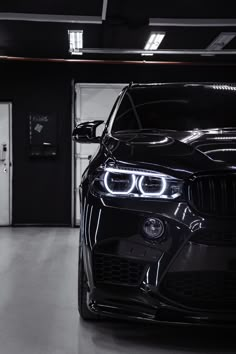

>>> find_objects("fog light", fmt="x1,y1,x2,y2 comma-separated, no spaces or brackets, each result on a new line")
143,218,164,239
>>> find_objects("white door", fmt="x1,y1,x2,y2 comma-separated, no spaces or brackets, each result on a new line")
74,83,125,225
0,104,12,225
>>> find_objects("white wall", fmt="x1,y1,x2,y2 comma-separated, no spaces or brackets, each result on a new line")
74,83,125,225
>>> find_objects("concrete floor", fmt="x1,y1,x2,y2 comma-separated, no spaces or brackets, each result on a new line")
0,228,236,354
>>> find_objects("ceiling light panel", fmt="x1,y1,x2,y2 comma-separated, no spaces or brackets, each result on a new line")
68,30,83,55
141,53,154,56
207,32,236,51
144,32,165,51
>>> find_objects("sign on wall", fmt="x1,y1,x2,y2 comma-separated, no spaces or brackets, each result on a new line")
29,113,57,157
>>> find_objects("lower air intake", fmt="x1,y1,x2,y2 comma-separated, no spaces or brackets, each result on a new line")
191,230,236,247
161,271,236,310
94,254,146,287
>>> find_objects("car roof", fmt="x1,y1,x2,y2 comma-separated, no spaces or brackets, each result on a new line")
120,83,236,97
124,82,236,91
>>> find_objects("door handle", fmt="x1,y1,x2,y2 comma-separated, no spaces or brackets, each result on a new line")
0,144,7,162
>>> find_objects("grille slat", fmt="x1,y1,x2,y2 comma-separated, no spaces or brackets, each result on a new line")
208,178,215,212
189,174,236,217
94,254,146,287
222,178,227,214
233,179,236,210
198,180,204,209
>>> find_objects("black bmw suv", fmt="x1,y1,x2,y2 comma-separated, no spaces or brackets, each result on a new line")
73,83,236,326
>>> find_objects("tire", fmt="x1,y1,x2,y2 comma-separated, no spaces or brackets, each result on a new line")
78,245,100,320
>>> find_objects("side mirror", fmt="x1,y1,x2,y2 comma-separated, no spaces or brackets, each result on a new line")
72,120,104,143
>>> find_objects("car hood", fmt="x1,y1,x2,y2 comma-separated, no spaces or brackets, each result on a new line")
105,129,236,179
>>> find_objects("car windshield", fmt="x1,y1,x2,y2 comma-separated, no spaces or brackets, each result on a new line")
112,85,236,132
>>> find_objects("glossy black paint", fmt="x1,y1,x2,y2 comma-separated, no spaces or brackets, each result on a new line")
73,120,104,144
75,83,236,326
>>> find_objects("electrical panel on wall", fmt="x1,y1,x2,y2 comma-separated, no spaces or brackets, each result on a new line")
29,113,57,157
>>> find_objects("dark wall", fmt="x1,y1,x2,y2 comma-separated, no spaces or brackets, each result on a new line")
0,63,72,225
73,63,236,84
1,61,236,225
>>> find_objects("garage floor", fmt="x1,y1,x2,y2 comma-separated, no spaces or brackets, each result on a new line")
0,228,236,354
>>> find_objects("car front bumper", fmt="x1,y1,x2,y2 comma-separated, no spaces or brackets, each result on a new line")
81,193,236,326
87,286,236,327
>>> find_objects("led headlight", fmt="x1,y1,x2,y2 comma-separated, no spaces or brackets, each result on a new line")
138,176,167,196
92,166,183,199
104,171,136,195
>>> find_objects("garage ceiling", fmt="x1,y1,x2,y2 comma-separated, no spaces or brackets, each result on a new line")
1,0,236,63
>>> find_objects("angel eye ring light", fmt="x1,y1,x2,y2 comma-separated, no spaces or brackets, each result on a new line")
104,171,136,195
138,175,167,196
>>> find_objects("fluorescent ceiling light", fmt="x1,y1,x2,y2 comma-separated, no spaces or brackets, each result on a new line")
68,30,83,55
207,32,236,51
149,18,236,27
141,53,154,56
144,32,165,51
